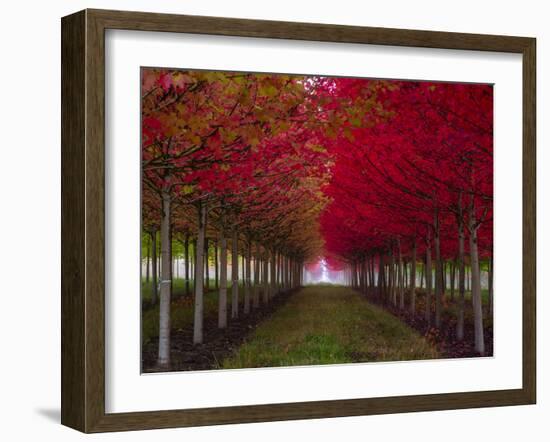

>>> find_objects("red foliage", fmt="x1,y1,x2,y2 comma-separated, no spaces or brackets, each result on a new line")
141,69,493,265
320,80,493,264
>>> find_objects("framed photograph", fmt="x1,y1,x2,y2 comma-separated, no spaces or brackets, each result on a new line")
61,9,536,433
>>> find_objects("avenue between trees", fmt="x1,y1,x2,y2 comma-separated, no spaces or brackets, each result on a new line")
141,69,493,370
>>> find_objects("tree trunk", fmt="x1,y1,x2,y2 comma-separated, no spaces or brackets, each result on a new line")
280,253,285,291
364,258,369,295
450,260,456,301
441,261,446,295
218,231,228,329
192,239,197,292
488,254,494,318
168,224,173,294
360,260,364,292
410,239,417,315
263,250,269,304
457,217,466,341
362,259,368,296
214,239,219,290
204,238,209,292
425,240,432,325
156,237,161,278
397,240,404,309
145,234,151,283
289,256,293,290
157,190,172,366
286,256,290,290
369,254,376,296
434,211,443,328
357,261,361,290
244,241,251,315
184,234,190,297
275,252,281,294
253,244,260,309
378,253,386,302
270,249,276,298
291,256,296,288
390,248,396,306
362,259,367,293
420,261,426,290
469,204,485,355
403,261,408,295
193,203,207,345
231,227,239,319
150,231,158,306
353,261,359,290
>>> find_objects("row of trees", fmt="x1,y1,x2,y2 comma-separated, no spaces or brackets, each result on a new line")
142,230,306,307
321,81,493,355
142,232,264,302
141,69,344,367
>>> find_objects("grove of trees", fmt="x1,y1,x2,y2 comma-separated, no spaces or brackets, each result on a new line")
321,81,493,355
141,68,493,368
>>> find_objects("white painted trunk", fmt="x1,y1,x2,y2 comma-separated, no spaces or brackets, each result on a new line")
397,241,404,309
204,238,209,292
488,255,493,317
263,250,269,303
184,235,190,296
150,231,158,305
231,227,239,319
214,240,219,290
192,203,207,345
218,233,227,328
410,240,417,315
244,241,251,314
253,245,260,309
284,256,289,290
157,190,171,366
270,250,276,297
469,209,485,355
390,251,396,305
377,254,384,300
275,252,280,294
145,235,150,283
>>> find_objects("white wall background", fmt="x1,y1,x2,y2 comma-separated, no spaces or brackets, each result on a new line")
0,0,546,440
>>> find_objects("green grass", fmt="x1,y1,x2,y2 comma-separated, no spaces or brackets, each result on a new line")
141,280,244,345
221,286,438,369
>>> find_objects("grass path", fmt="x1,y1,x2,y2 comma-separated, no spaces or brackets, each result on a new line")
222,285,438,369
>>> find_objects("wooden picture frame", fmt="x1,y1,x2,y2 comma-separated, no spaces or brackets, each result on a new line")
61,8,536,433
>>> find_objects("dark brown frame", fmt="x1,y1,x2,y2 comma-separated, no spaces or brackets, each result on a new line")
61,8,536,433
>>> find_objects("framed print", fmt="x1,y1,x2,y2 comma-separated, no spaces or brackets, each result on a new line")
61,9,536,433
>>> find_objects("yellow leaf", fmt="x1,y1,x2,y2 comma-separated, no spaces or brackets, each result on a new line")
181,185,195,195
